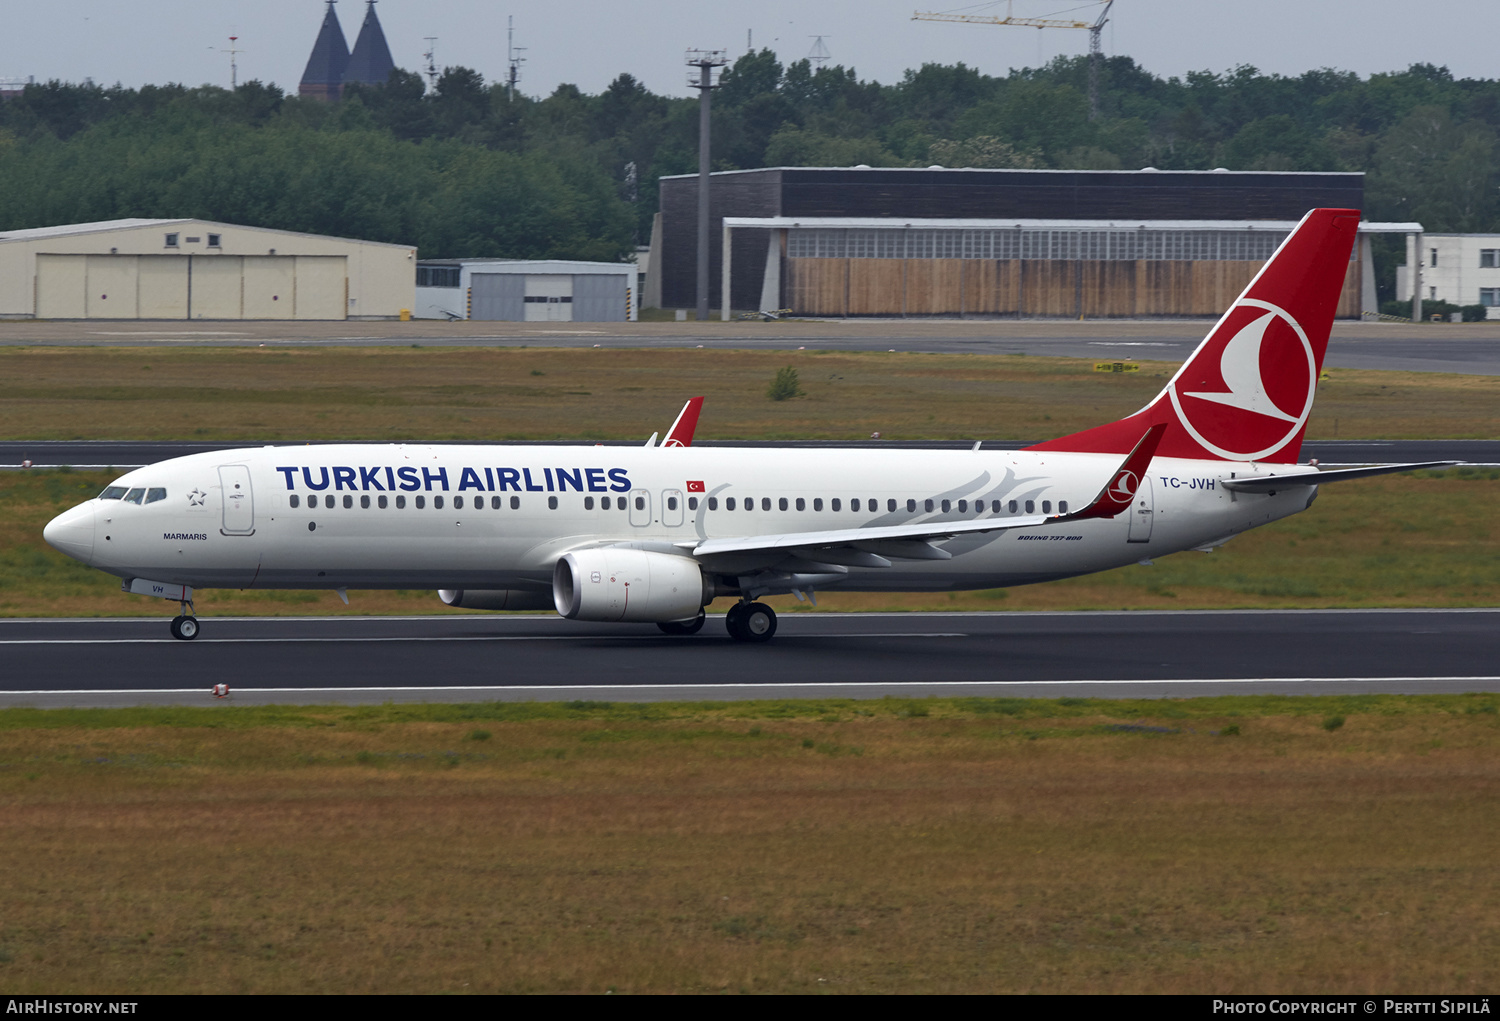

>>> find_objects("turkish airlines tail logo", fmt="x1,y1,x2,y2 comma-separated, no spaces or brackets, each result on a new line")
1027,208,1361,464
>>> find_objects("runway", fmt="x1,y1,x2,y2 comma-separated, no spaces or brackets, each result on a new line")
6,318,1500,374
3,609,1496,708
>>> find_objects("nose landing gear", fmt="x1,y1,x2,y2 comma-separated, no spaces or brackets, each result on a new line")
169,598,200,641
725,600,777,642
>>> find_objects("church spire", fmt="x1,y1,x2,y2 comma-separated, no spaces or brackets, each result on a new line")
298,1,350,101
344,1,396,88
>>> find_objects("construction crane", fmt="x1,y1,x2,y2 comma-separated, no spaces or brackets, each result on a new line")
913,1,1114,120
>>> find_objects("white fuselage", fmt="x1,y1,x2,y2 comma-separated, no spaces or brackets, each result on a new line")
47,443,1313,597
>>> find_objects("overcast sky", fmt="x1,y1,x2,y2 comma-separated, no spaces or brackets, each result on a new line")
3,1,1494,99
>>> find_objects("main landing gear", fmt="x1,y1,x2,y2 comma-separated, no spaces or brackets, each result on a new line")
725,601,777,643
169,599,200,641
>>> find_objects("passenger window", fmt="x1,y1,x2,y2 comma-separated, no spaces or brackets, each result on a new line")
585,496,594,510
708,497,718,511
1008,500,1018,513
99,486,128,500
361,495,371,509
761,497,771,511
325,495,336,509
957,500,967,513
795,497,805,511
491,496,501,509
869,498,877,511
1059,500,1069,514
924,499,934,513
510,496,520,510
941,500,951,513
396,495,406,509
907,499,916,513
378,495,388,509
888,499,897,512
416,495,426,509
123,488,145,505
688,496,699,511
779,497,788,511
434,496,444,509
343,495,353,509
454,496,464,510
831,498,841,512
813,498,823,512
601,496,611,510
145,488,167,505
1042,500,1052,513
726,497,736,511
851,499,860,512
667,496,678,511
992,500,1001,513
290,494,300,509
1025,500,1035,513
634,495,645,510
549,496,558,510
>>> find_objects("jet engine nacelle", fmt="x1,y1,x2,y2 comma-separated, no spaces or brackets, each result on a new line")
553,548,708,623
439,588,556,611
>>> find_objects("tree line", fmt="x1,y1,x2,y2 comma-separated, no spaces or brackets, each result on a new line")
2,53,1496,295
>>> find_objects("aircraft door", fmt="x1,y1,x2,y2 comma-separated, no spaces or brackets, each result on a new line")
628,489,652,527
218,465,255,535
661,489,684,527
1127,475,1154,543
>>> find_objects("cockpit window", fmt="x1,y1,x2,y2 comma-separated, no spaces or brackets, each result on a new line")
122,488,146,505
145,488,167,505
99,486,128,500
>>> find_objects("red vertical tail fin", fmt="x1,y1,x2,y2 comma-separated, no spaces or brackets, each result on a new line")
1028,208,1361,463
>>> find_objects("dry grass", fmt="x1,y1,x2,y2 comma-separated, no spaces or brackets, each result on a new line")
0,697,1496,993
2,345,1498,442
5,468,1498,617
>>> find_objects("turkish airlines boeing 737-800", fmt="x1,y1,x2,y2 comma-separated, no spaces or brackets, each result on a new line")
43,208,1451,642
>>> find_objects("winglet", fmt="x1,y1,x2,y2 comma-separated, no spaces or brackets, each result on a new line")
1063,423,1168,521
662,397,704,448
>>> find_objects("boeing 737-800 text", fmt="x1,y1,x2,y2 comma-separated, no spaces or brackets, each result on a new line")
43,209,1451,641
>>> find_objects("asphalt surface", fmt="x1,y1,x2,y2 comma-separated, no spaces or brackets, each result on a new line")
6,319,1500,374
3,610,1496,707
3,438,1494,470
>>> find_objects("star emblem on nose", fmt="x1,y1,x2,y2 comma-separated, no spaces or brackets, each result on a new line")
187,488,207,507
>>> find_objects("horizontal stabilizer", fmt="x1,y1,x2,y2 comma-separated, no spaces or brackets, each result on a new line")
1221,461,1459,492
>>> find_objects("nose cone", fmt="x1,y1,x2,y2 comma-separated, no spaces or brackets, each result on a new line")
44,502,96,564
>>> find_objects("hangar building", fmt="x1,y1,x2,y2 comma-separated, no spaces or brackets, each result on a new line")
414,260,636,322
654,167,1414,319
0,219,415,320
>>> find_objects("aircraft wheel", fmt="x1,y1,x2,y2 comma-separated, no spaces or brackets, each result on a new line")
739,602,777,642
657,611,706,636
724,602,749,640
170,615,200,641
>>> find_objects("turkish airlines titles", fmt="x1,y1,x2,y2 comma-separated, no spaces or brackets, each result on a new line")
274,465,635,495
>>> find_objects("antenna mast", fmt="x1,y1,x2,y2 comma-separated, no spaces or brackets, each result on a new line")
808,36,831,68
422,37,438,91
507,17,527,100
220,35,245,89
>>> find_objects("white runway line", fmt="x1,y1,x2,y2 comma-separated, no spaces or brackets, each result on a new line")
0,632,967,645
6,677,1500,697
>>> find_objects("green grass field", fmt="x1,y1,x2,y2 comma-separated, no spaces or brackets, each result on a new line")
1,695,1495,993
2,345,1498,442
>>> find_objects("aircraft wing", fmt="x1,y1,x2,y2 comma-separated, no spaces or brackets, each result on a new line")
1221,461,1459,492
688,424,1166,567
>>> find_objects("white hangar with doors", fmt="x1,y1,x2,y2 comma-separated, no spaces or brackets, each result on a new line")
414,259,636,322
0,219,416,320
